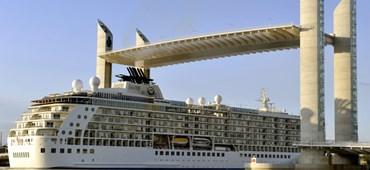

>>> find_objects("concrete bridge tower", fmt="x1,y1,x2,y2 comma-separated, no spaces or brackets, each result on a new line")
135,29,151,78
334,0,358,142
298,0,328,167
96,20,113,88
300,0,325,143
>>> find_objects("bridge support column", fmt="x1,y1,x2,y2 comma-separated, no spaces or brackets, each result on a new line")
297,0,328,167
96,20,113,88
334,0,358,142
295,149,330,170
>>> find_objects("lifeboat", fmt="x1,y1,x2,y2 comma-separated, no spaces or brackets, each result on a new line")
172,137,189,145
193,137,211,147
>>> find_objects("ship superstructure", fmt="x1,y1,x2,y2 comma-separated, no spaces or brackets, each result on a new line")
8,67,300,169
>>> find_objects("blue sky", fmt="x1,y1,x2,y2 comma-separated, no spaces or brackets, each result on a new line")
0,0,369,144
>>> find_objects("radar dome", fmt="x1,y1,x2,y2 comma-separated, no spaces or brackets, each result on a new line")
198,97,206,106
214,95,222,105
89,76,100,91
72,79,83,92
185,97,194,105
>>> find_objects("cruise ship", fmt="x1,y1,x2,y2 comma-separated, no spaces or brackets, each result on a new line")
7,66,300,169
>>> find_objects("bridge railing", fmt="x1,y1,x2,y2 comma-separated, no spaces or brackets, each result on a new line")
294,141,370,148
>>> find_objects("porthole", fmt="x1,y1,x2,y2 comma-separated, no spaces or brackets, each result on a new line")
85,107,88,111
84,115,87,119
76,123,80,127
61,130,66,135
68,131,72,135
91,108,95,112
70,122,74,127
77,115,81,119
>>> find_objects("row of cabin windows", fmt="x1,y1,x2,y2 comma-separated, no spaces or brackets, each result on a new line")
92,113,299,130
61,137,152,147
236,145,299,153
97,108,299,126
239,153,291,159
155,150,225,157
40,148,94,154
53,137,298,153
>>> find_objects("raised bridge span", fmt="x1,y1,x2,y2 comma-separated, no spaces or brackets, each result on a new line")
99,25,333,68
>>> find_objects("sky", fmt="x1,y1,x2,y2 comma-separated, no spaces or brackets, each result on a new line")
0,0,369,145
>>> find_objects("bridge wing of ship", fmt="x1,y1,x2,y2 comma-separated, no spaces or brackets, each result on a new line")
99,25,304,68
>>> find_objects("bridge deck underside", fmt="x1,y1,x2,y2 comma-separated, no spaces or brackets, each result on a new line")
297,143,370,155
100,25,302,68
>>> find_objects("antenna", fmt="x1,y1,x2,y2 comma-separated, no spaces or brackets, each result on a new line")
259,88,271,112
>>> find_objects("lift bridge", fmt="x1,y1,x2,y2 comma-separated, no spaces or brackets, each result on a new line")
99,25,333,68
95,0,363,169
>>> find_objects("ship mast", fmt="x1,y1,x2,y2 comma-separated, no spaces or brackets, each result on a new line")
259,88,271,112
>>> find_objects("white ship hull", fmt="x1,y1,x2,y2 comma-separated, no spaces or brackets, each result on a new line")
8,136,299,169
